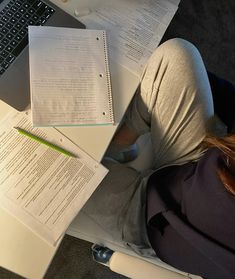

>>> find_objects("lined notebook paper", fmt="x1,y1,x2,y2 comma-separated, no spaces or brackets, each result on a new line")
28,26,114,126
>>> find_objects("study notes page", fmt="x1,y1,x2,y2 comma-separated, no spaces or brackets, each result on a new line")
0,111,108,245
29,26,114,127
80,0,179,76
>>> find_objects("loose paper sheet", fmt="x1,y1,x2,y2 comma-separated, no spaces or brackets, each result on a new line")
80,0,179,76
29,26,114,127
0,111,108,245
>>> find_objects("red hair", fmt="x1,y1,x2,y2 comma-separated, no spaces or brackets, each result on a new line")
203,134,235,196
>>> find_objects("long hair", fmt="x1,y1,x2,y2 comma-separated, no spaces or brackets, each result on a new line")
203,134,235,196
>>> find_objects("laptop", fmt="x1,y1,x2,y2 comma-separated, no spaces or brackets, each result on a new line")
0,0,85,111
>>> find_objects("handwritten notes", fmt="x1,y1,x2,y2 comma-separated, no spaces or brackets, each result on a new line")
29,26,114,126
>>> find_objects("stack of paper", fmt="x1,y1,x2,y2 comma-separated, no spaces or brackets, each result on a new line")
0,110,108,245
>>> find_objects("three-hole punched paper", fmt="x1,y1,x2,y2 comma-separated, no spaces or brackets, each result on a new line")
28,26,114,127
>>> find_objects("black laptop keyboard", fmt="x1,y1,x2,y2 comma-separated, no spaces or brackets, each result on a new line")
0,0,55,76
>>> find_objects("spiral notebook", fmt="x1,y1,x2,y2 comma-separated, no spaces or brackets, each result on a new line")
28,26,114,126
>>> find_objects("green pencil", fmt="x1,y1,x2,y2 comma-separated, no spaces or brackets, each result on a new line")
15,127,76,157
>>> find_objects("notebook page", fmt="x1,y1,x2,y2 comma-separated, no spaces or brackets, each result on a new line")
28,26,114,127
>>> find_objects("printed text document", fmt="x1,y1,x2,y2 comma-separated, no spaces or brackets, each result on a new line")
0,111,108,245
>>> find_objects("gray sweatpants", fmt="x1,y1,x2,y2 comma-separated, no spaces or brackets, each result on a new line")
76,38,215,256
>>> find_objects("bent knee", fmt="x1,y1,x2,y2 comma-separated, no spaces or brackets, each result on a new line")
162,38,196,49
150,38,201,66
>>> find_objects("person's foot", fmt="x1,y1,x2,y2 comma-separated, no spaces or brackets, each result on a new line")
105,142,139,163
105,123,139,163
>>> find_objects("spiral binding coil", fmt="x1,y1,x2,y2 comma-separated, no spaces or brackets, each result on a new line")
102,31,114,124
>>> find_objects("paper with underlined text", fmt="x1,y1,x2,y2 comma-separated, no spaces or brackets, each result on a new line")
80,0,179,76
